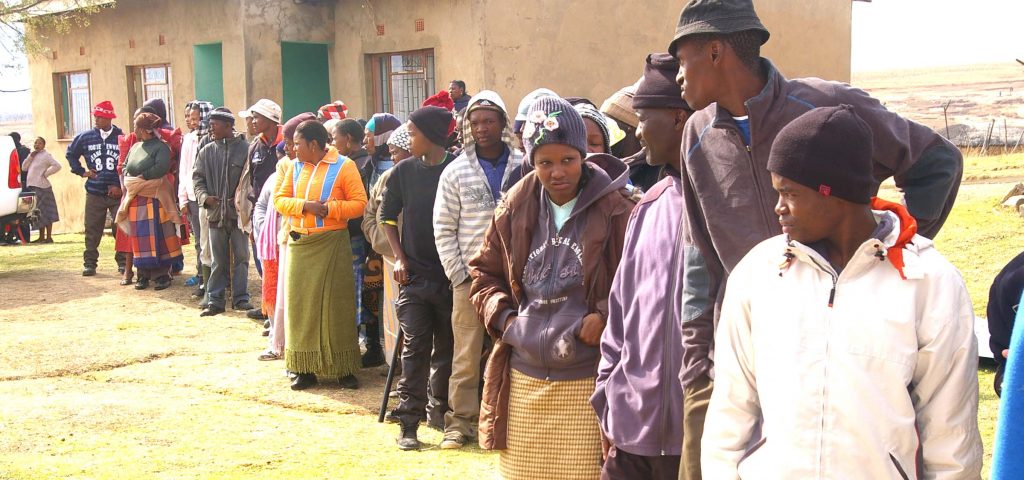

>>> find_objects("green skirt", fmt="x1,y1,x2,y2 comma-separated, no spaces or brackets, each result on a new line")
285,229,361,377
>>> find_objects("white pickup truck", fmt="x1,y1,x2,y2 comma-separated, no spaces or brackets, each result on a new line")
0,135,37,235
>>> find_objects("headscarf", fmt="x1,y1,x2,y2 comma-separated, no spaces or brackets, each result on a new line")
317,101,348,121
142,98,171,129
386,123,412,153
134,112,162,132
185,100,214,137
366,113,402,148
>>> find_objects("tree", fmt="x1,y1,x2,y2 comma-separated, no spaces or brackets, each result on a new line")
0,0,113,56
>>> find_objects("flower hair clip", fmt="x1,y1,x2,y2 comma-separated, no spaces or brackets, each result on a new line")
524,110,562,145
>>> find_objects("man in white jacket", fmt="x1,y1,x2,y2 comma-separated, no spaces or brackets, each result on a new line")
433,90,524,449
702,105,982,479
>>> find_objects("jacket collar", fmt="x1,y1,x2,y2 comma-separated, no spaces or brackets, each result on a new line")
711,58,787,134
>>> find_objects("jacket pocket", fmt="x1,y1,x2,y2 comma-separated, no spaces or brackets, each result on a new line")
889,452,911,480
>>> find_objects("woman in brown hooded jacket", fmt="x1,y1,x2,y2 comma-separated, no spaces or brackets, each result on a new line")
469,96,636,480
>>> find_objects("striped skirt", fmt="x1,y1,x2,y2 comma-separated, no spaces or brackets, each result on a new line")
29,186,59,225
501,369,602,480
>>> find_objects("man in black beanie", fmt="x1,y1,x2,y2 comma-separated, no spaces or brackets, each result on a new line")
702,105,981,478
379,105,457,451
666,3,964,477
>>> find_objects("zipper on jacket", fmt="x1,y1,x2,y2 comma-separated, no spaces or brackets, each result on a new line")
723,124,774,234
806,254,838,308
659,222,685,455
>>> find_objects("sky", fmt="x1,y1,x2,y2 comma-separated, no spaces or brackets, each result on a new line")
852,0,1023,72
2,0,1022,117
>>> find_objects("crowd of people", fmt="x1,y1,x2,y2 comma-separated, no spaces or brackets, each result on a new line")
34,0,1024,478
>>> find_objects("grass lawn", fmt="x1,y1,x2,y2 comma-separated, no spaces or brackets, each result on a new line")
0,152,1021,478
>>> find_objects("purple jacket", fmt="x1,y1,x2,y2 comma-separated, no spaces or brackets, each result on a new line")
592,172,685,457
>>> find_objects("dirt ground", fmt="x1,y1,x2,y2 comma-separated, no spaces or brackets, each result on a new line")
0,235,499,479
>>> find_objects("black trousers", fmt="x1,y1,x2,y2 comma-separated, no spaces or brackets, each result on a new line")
602,446,681,480
393,275,454,427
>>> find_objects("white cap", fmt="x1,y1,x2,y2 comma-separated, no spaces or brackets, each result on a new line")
239,99,282,124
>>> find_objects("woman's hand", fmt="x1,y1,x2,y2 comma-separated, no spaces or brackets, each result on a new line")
578,313,605,347
393,257,410,285
302,201,328,217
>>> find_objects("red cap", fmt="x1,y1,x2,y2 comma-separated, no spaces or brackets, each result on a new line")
92,100,117,119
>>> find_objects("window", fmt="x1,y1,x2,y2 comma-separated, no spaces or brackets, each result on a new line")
54,71,91,139
369,49,435,121
128,64,175,127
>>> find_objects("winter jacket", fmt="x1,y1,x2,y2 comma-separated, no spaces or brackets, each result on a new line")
66,126,123,195
592,172,685,458
678,58,964,388
193,133,252,232
470,153,636,448
702,200,982,480
434,90,525,287
988,249,1024,396
274,147,367,236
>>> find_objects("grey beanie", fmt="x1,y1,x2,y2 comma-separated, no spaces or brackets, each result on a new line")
668,0,770,55
522,96,588,164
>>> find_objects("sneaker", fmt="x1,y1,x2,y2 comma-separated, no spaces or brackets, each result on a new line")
247,307,267,320
184,275,201,287
233,300,254,311
397,422,420,451
192,286,205,298
440,431,468,450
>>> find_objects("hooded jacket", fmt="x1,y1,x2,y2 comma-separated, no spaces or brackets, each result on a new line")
592,171,685,458
193,132,252,232
434,90,525,287
679,59,964,388
470,154,636,448
702,202,982,480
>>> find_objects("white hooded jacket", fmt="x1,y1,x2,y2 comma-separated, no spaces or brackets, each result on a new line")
702,206,982,480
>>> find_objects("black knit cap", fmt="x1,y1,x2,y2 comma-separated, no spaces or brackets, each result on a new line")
667,0,770,56
767,105,875,204
632,53,690,111
409,106,454,147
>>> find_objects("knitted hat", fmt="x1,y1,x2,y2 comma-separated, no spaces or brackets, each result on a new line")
387,123,412,152
318,101,348,121
409,106,455,147
668,0,770,56
367,113,403,146
208,107,235,125
633,53,690,111
239,99,282,124
422,90,455,111
514,88,558,133
133,112,162,131
522,96,588,163
767,105,875,205
574,103,611,153
283,112,316,141
92,100,116,119
601,84,639,129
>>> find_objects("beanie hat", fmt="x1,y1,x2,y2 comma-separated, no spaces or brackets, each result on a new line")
283,112,316,141
514,88,558,133
601,85,639,129
574,103,611,153
208,107,235,125
767,105,875,205
387,123,412,153
422,90,455,111
367,113,403,146
522,96,588,164
92,100,117,119
668,0,770,56
318,101,348,121
409,106,455,147
633,53,690,111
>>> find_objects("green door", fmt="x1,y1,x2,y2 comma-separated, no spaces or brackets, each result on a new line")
193,43,224,106
281,42,331,120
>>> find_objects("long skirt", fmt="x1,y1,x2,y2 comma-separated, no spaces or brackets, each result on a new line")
29,186,60,225
501,369,602,480
127,196,183,272
285,229,361,377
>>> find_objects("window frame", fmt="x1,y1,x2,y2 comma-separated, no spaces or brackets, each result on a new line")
368,49,435,121
53,70,92,140
127,63,175,128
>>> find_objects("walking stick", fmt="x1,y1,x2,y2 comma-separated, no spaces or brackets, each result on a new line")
378,328,404,423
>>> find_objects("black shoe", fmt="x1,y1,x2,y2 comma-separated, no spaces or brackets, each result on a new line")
233,300,254,311
191,286,205,298
384,409,401,424
134,277,150,290
247,307,267,320
200,305,225,317
82,267,97,277
397,422,420,451
153,276,172,291
361,347,385,368
339,375,359,390
290,373,317,391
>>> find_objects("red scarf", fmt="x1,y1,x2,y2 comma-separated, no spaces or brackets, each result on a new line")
870,197,918,280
